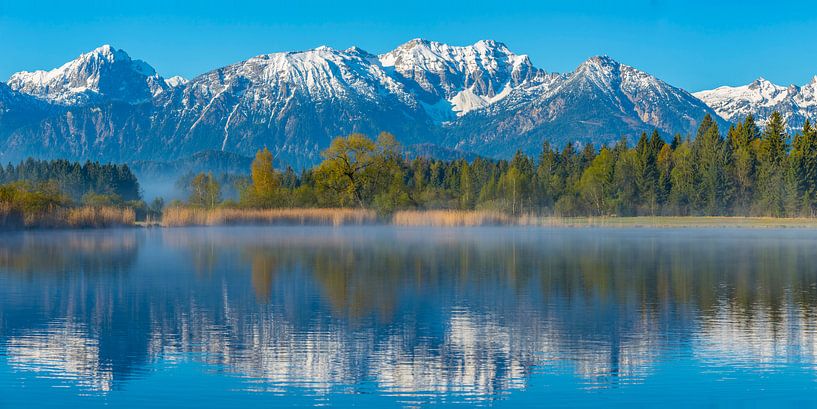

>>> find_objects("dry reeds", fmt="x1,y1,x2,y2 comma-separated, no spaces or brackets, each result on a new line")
392,210,515,227
162,207,378,227
0,205,136,229
65,206,136,228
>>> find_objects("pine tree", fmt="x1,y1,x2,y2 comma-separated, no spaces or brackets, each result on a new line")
635,130,664,215
535,142,558,209
692,114,733,214
670,133,682,150
787,120,817,216
755,111,788,216
656,143,673,210
802,120,817,215
729,116,759,213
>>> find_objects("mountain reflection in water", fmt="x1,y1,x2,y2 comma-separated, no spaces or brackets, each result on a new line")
2,226,817,407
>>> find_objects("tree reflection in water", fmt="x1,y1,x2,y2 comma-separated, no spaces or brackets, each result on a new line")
1,227,817,405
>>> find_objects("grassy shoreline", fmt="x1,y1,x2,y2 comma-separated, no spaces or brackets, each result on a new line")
160,208,817,229
4,207,817,230
161,207,378,227
394,212,817,228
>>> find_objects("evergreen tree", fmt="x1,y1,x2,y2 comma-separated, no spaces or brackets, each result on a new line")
535,142,559,210
656,143,673,210
755,111,789,216
787,120,817,216
729,116,759,213
692,115,733,214
635,131,664,215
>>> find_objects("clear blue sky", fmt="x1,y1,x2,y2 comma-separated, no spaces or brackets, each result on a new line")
1,0,816,91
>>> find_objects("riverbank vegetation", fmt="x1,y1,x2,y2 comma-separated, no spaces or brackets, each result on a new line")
5,110,817,229
173,111,817,223
0,161,144,229
162,207,376,227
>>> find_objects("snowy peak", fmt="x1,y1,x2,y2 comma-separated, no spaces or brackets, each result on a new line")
187,45,414,105
164,76,188,88
565,54,682,106
746,77,786,94
379,39,540,115
694,77,817,130
7,44,168,105
568,55,624,89
579,55,619,69
0,39,744,168
441,52,720,159
483,53,719,144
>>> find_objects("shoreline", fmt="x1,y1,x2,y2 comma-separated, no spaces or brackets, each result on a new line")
160,208,817,229
6,208,817,230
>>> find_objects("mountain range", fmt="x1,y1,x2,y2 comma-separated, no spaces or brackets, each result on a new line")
1,39,814,169
693,77,817,131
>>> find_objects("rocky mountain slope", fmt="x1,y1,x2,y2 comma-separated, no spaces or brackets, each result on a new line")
694,77,817,133
7,45,175,105
0,40,738,168
445,56,722,156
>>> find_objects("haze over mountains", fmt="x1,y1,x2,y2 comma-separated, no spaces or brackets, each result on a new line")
1,39,813,168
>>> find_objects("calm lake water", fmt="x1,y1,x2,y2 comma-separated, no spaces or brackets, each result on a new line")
2,226,817,408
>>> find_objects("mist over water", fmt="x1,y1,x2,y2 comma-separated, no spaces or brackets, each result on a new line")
2,226,817,407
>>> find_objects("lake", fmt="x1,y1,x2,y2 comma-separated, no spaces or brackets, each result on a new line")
2,226,817,408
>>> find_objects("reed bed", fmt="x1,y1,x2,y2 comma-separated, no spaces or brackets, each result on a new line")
392,212,817,228
65,206,136,228
392,210,514,227
0,205,136,229
516,215,817,228
162,207,378,227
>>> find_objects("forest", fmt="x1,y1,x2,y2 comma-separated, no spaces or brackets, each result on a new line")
0,160,145,228
182,111,817,218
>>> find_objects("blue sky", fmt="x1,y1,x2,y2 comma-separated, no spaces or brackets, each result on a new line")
1,0,816,91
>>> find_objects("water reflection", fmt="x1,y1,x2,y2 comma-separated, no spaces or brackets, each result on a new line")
2,227,817,406
6,319,113,391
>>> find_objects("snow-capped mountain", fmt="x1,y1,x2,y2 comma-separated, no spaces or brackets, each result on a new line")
0,40,728,167
694,77,817,132
150,45,433,168
7,45,174,105
444,55,722,157
163,76,188,88
380,39,542,118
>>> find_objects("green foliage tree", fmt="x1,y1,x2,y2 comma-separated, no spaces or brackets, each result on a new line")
188,173,221,208
669,140,695,215
579,147,615,215
246,147,283,207
314,132,402,208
